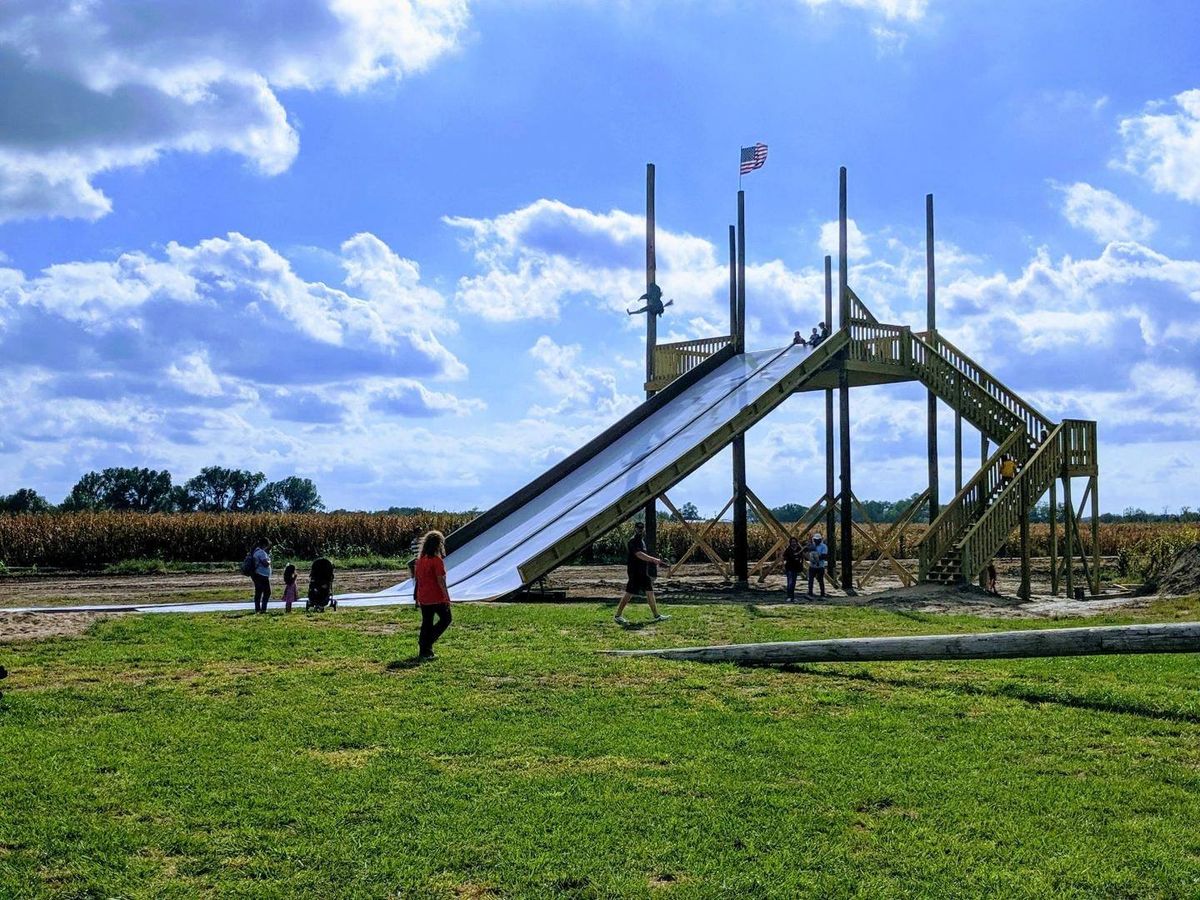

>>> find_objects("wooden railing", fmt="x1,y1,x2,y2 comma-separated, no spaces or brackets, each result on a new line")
646,335,733,391
917,332,1053,441
847,287,879,324
847,321,908,364
957,419,1094,580
1062,418,1097,474
919,428,1024,579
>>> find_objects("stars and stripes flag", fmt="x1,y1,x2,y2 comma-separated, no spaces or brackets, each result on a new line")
740,142,768,175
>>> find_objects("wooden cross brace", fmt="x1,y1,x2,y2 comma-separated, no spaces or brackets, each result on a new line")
850,488,929,589
660,492,732,580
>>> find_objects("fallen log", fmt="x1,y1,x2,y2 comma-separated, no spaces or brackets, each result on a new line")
604,622,1200,665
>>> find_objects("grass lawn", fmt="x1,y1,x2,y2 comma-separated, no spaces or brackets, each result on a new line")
2,598,1199,898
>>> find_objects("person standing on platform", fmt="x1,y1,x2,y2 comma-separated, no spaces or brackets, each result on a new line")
614,521,669,625
414,530,453,661
807,533,828,598
782,537,805,602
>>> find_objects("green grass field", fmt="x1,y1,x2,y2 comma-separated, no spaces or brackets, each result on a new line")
2,598,1199,898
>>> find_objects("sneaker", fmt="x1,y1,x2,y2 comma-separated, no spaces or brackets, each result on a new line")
652,614,671,622
614,615,630,625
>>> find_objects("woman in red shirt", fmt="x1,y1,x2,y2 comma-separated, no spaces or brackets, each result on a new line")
413,530,452,661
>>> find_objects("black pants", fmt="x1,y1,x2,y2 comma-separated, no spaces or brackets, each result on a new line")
807,567,826,597
419,603,452,655
251,573,271,612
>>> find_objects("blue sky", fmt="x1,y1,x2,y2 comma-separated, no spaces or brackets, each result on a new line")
1,0,1198,515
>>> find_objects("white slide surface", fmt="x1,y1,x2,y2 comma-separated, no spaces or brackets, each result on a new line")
345,343,810,604
8,344,812,615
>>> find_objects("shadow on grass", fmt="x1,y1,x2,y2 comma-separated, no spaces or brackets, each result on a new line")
385,657,424,671
769,663,1200,725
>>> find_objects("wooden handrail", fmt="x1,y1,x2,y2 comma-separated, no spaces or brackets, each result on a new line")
647,335,734,391
919,428,1024,579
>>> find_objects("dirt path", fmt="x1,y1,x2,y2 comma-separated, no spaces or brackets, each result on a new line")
0,561,1155,644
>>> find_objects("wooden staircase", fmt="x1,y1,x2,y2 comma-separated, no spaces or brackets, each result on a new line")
839,316,1098,586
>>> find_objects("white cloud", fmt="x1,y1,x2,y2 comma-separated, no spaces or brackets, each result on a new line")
799,0,927,22
0,0,470,221
1055,181,1157,243
527,336,638,419
818,218,870,262
1117,88,1200,204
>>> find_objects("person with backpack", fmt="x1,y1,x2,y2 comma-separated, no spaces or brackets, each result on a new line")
414,531,453,661
781,536,805,602
246,538,272,613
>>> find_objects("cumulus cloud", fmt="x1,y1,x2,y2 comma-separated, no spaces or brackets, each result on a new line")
0,230,482,501
0,0,470,221
1117,88,1200,204
1055,181,1157,243
527,336,639,419
799,0,927,22
818,218,870,262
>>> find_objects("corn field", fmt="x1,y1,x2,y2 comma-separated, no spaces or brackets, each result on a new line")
0,512,473,569
0,513,1195,577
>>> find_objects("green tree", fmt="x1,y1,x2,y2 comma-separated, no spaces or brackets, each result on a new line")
61,471,108,511
0,488,54,514
62,468,174,511
182,467,266,512
254,477,324,513
770,503,810,523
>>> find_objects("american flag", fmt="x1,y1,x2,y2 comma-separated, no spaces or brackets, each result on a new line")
740,142,768,175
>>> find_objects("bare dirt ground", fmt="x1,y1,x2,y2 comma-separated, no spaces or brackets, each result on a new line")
0,560,1158,644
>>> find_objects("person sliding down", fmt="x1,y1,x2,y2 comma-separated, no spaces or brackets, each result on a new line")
614,521,669,625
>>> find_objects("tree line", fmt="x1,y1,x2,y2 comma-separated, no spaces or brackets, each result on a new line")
0,467,324,514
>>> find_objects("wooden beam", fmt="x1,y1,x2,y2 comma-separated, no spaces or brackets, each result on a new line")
926,193,939,524
838,167,852,591
644,162,658,564
824,255,836,578
1091,474,1101,597
605,623,1200,665
666,494,733,578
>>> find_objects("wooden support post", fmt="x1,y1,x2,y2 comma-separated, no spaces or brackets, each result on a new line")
733,190,748,584
1063,474,1074,599
1049,477,1059,596
980,430,988,469
728,225,737,349
926,193,939,524
955,411,963,493
824,255,836,577
838,167,853,591
643,163,658,562
1019,473,1031,600
1090,474,1100,596
606,622,1200,665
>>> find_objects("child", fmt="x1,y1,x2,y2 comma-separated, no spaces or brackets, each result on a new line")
281,564,298,612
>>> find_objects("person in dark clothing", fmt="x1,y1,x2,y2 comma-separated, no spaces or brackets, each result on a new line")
413,530,453,660
614,521,669,625
781,536,805,602
251,538,272,613
807,533,829,598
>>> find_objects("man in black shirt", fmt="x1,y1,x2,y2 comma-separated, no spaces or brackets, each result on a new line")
614,521,670,625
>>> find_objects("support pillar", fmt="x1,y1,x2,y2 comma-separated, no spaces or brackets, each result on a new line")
824,255,836,577
1090,475,1100,596
643,163,658,562
1049,477,1059,595
1019,474,1031,600
954,411,963,493
980,431,988,468
838,167,853,591
732,191,748,584
1064,475,1075,599
926,194,939,524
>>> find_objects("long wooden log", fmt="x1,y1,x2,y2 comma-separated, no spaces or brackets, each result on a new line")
605,622,1200,665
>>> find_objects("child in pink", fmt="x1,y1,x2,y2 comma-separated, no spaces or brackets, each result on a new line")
281,564,298,612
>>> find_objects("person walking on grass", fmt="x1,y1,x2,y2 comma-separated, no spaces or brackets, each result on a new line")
251,538,272,613
615,521,670,625
807,533,828,598
414,530,453,661
781,536,805,602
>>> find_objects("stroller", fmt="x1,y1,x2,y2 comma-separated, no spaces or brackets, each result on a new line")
305,558,337,612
